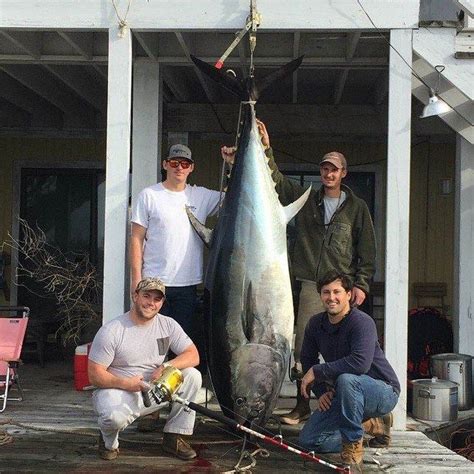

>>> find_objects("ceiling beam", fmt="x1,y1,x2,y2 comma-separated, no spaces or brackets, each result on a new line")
334,32,361,105
0,71,62,126
56,31,93,59
175,32,220,103
0,53,387,68
56,30,107,80
0,30,42,59
42,64,106,111
133,31,158,60
0,64,95,127
292,32,300,104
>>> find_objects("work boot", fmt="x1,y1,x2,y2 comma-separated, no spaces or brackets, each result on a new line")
137,411,161,432
280,380,311,425
162,432,197,460
362,412,393,448
340,438,363,471
98,433,119,460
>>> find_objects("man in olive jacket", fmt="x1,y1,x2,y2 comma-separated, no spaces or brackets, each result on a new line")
222,120,376,424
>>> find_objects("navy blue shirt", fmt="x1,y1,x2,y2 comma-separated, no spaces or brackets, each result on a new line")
300,308,400,398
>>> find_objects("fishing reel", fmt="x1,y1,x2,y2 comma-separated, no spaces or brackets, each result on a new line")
141,366,183,407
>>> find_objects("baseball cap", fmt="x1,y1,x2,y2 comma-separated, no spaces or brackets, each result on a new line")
136,277,166,296
167,144,193,162
319,152,347,170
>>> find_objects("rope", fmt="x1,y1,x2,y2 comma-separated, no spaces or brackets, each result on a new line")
110,0,133,37
450,428,474,462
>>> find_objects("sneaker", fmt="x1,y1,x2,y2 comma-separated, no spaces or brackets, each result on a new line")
162,432,197,460
280,399,311,425
98,433,119,460
362,412,393,448
341,438,363,471
137,411,161,432
194,386,213,405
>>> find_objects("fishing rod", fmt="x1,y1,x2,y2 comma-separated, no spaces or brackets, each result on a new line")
141,367,351,473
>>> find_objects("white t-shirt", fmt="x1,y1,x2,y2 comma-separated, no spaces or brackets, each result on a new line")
88,311,192,380
132,183,221,286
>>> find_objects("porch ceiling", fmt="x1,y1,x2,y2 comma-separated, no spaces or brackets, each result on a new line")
0,28,453,139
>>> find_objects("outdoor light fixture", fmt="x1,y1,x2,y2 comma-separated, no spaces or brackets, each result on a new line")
420,65,452,118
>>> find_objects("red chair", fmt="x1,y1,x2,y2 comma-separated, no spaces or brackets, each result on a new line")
0,306,29,412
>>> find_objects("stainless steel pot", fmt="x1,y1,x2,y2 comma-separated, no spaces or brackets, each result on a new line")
431,353,473,410
411,377,458,422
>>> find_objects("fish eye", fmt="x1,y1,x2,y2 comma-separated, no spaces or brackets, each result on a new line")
235,397,247,407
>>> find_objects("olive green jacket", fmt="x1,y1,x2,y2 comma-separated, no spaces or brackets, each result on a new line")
267,148,376,294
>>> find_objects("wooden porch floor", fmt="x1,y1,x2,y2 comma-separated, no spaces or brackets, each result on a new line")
0,360,473,473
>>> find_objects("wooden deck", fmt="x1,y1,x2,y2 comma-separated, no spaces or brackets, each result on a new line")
0,360,473,473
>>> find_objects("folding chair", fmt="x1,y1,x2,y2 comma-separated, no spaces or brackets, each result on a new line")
0,306,29,412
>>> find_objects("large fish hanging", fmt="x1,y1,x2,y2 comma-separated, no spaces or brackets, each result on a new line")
188,54,309,426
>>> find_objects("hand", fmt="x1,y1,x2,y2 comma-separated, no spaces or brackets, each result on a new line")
317,390,335,412
221,146,236,165
150,364,167,383
122,374,144,392
351,287,366,307
256,119,270,150
300,367,315,399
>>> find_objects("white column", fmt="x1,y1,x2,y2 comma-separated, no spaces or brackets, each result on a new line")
102,26,132,323
131,60,163,207
384,29,412,430
454,135,474,367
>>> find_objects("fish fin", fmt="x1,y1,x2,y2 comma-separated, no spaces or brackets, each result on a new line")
282,186,312,224
190,55,247,100
253,56,304,100
186,205,213,247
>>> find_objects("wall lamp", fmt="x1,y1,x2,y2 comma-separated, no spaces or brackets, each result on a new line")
420,65,452,118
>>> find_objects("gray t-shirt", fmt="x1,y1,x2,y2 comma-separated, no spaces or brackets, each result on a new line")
89,312,193,380
323,191,346,225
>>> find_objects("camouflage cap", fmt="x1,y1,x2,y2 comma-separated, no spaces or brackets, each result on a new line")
320,151,347,170
136,277,166,296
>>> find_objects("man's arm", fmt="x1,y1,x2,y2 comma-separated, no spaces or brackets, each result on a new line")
150,343,199,382
129,223,146,293
353,203,376,300
88,360,144,392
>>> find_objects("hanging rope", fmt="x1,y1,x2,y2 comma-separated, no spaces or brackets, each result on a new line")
111,0,133,37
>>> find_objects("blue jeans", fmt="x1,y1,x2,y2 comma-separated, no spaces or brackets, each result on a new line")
298,373,399,453
160,285,197,336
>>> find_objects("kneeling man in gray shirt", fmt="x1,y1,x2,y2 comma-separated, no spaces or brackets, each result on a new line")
88,277,201,461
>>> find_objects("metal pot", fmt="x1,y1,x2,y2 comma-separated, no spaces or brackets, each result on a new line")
411,377,458,422
431,353,473,410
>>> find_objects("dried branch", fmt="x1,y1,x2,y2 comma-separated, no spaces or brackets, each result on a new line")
2,219,102,344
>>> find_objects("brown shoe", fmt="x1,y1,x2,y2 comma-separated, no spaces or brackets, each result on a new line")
341,438,363,471
98,433,119,460
137,411,161,432
162,432,197,460
362,412,393,448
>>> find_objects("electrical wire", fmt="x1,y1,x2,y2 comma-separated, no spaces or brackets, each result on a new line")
356,0,474,126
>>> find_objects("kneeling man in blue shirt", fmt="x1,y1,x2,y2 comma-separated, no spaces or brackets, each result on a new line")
299,270,400,470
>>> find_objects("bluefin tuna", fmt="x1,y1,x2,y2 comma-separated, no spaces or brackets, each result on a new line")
188,56,309,425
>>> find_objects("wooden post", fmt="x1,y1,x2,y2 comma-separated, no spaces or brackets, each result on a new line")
131,60,163,207
102,26,132,323
454,135,474,374
385,29,412,430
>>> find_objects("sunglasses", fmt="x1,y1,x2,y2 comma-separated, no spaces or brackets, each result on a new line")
167,159,192,169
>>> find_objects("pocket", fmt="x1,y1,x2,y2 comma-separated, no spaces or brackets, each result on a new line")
327,222,352,258
156,337,170,355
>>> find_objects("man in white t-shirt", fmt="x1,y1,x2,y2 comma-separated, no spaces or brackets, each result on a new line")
88,277,201,461
130,144,221,339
